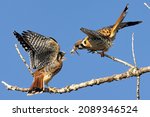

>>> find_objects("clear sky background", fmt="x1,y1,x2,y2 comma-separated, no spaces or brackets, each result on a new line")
0,0,149,100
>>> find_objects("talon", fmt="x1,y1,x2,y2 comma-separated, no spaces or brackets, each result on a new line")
99,51,105,57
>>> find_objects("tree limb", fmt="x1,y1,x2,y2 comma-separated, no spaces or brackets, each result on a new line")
2,66,150,94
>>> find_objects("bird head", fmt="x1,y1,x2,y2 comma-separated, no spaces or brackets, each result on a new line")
57,51,66,61
70,40,83,55
70,37,92,55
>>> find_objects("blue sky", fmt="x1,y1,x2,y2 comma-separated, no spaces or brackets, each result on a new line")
0,0,149,100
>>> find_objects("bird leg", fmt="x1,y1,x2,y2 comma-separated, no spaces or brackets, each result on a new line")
87,50,96,54
96,51,105,57
88,50,105,57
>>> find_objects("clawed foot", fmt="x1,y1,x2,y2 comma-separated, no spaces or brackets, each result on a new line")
99,51,105,57
96,51,105,57
88,50,105,57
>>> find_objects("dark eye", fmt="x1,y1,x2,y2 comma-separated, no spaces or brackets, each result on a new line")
75,45,79,47
84,40,86,44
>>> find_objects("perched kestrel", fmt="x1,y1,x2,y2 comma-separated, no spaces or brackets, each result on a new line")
71,4,142,56
13,30,65,95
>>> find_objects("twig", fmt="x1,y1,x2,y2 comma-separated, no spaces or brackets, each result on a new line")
1,81,28,92
136,76,140,100
15,44,33,75
132,33,137,67
2,66,150,94
144,3,150,9
97,52,135,68
132,33,140,100
1,81,12,89
104,54,135,68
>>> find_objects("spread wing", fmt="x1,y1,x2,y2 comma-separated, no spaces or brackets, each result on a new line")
80,27,108,42
13,30,60,69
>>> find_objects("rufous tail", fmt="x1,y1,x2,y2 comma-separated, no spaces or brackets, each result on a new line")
27,70,44,96
110,4,128,38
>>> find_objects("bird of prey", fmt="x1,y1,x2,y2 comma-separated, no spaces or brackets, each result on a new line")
13,30,65,95
70,4,142,56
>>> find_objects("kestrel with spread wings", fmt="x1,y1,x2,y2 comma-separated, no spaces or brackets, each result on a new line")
71,4,142,56
14,30,65,95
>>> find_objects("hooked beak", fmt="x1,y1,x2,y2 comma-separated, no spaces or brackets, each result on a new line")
70,47,80,55
70,40,83,55
59,51,66,61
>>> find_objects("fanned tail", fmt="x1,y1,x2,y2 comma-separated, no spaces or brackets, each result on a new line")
118,21,142,29
110,4,128,38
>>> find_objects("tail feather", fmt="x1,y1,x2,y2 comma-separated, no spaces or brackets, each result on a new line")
118,21,142,30
110,4,128,38
27,71,44,96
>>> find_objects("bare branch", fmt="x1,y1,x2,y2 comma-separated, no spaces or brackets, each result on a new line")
131,33,140,100
132,33,137,67
1,81,12,89
2,66,150,94
15,44,33,75
144,2,150,10
136,76,140,99
2,81,28,92
97,52,135,68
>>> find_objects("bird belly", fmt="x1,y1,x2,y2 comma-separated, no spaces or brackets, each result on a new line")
88,39,111,52
43,74,52,86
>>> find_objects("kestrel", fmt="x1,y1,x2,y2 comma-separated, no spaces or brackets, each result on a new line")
13,30,65,95
70,4,142,56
